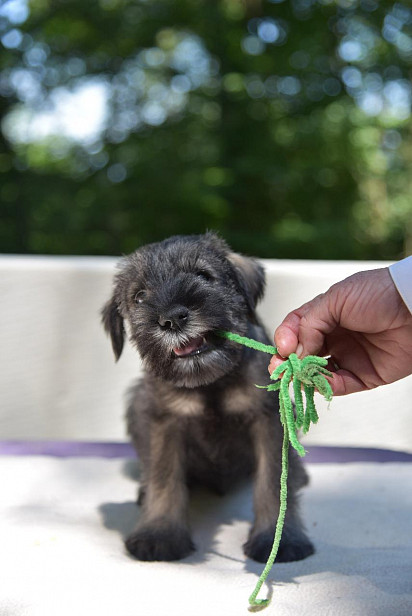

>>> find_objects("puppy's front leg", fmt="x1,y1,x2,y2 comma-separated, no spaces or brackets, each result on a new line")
244,413,314,563
126,416,194,561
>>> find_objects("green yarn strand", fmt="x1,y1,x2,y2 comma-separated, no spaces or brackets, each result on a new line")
216,330,277,355
302,384,316,433
248,424,289,607
292,373,305,429
215,330,334,608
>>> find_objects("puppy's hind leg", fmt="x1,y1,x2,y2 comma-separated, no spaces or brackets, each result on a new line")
126,417,194,562
244,413,314,564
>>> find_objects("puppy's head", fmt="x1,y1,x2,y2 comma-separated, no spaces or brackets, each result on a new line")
102,232,265,388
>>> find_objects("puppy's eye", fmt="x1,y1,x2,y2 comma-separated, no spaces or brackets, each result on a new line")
196,270,213,282
134,290,146,304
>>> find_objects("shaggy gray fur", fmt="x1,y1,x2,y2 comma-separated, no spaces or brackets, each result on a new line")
102,232,314,563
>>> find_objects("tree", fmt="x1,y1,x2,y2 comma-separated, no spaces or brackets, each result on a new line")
1,0,411,258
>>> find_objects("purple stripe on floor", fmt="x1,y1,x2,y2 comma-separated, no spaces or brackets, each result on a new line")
0,441,411,462
304,446,412,463
0,440,135,458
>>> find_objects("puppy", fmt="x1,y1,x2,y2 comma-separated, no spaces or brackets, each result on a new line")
102,232,314,563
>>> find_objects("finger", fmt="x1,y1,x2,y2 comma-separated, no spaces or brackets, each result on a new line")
325,369,368,396
296,293,338,357
268,354,284,375
274,311,302,357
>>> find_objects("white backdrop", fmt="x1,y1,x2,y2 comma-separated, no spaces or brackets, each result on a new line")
1,255,411,451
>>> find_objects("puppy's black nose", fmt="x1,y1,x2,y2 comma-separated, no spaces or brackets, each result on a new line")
158,306,189,330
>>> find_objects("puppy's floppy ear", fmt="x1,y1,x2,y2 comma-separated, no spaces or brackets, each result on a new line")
101,297,125,361
227,252,265,322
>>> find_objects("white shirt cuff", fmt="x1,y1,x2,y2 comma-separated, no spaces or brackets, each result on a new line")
389,255,412,314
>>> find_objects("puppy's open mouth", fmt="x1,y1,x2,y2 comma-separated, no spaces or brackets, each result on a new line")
172,336,210,358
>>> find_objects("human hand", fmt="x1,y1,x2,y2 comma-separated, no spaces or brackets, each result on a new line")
268,268,412,395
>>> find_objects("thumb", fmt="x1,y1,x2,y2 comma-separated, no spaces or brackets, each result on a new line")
295,291,338,357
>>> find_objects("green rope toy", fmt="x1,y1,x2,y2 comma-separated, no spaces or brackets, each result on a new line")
217,331,334,608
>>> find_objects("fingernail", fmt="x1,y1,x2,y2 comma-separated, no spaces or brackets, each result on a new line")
296,344,303,358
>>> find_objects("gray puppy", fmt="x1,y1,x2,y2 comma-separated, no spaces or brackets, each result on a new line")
102,232,314,563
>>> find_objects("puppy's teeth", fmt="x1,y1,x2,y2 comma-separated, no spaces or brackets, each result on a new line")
173,336,204,357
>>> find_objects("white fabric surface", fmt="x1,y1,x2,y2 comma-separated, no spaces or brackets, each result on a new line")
1,455,411,616
1,255,411,451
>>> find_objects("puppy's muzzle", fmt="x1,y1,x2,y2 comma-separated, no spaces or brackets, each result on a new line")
158,305,189,330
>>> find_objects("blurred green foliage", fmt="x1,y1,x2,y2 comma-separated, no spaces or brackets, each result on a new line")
0,0,411,259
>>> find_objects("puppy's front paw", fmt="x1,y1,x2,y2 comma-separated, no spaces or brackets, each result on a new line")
244,525,314,564
276,526,314,563
125,524,195,562
244,528,274,563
